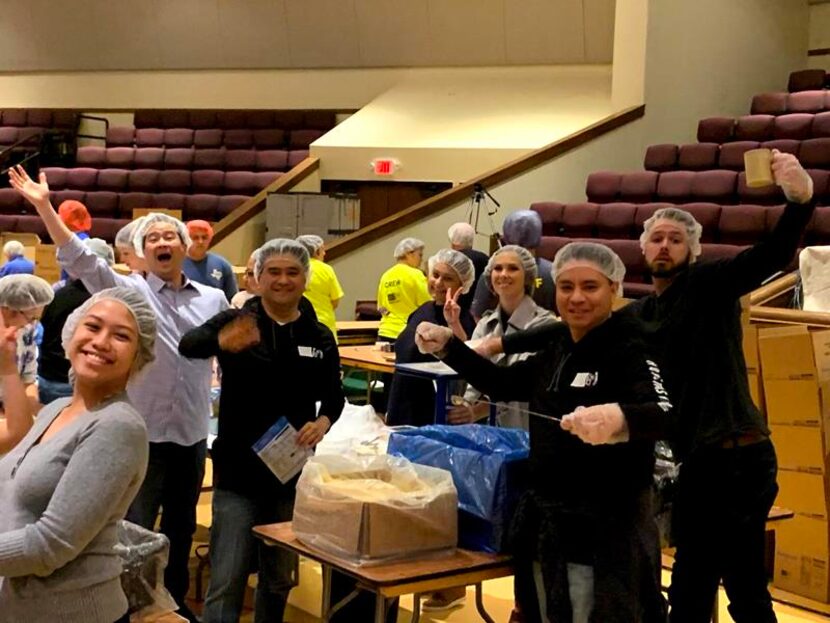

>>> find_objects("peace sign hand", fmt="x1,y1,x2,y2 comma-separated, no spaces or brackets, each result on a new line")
443,287,462,326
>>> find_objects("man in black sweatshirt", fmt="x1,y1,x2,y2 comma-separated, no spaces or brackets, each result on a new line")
179,238,344,623
495,151,815,623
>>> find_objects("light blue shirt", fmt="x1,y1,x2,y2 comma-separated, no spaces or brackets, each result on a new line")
183,252,238,302
57,237,229,446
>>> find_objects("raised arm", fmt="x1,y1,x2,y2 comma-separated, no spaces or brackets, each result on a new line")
178,308,244,359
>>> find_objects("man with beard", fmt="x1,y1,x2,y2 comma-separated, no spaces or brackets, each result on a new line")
8,165,228,623
480,151,814,623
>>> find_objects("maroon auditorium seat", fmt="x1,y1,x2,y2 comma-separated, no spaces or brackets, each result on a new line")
697,117,735,143
96,169,129,192
737,172,785,205
560,203,598,237
619,171,658,202
814,112,830,139
274,111,305,130
287,150,309,168
585,171,622,203
699,243,744,263
604,238,649,285
536,236,574,264
595,203,637,239
633,203,674,229
193,148,225,170
789,69,826,93
155,193,186,211
217,195,250,218
128,169,159,193
691,170,737,203
184,194,219,221
105,147,136,169
253,172,282,189
0,127,19,145
656,171,694,203
253,129,286,149
246,111,275,129
0,189,22,214
678,143,719,171
751,93,788,115
289,129,324,149
799,138,830,169
216,111,248,130
805,208,830,246
135,128,164,147
735,115,775,142
718,141,759,170
189,111,217,129
158,170,192,193
809,170,830,204
76,146,106,168
1,110,27,126
164,148,195,170
788,91,827,114
194,129,223,148
680,203,721,243
718,205,768,245
223,129,254,149
15,215,48,239
304,111,337,130
255,150,288,172
26,109,52,127
773,114,814,141
163,128,194,148
223,171,257,195
90,218,129,242
0,215,18,230
52,111,78,130
133,110,163,128
160,111,189,129
66,168,99,191
106,126,135,147
192,170,225,194
643,144,678,172
134,148,164,169
42,167,68,190
530,202,565,235
84,191,120,217
225,150,256,171
761,139,799,156
119,192,156,214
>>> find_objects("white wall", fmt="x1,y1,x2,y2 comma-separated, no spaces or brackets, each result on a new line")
808,2,830,69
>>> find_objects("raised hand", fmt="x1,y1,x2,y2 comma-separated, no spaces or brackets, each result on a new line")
218,314,261,353
771,150,813,204
443,287,462,326
8,166,51,209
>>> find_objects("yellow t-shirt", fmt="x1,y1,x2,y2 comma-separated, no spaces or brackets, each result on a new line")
376,263,431,339
304,257,345,341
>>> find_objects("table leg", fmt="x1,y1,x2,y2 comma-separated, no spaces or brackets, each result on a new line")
321,564,332,621
474,582,497,623
375,594,387,623
411,592,422,623
435,378,447,424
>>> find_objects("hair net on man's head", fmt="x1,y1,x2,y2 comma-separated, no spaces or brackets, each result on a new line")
502,210,542,249
84,238,115,266
427,249,476,294
393,237,425,260
483,244,538,295
61,287,157,380
296,234,325,256
115,218,144,249
447,222,475,249
0,274,54,310
132,213,191,258
3,240,24,258
58,200,92,233
552,242,626,296
186,220,214,238
253,238,310,278
639,207,703,259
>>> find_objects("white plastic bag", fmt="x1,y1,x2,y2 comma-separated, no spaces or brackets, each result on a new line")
315,402,390,456
800,246,830,312
115,521,178,620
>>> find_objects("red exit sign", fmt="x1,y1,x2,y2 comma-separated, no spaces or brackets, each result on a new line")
371,158,398,176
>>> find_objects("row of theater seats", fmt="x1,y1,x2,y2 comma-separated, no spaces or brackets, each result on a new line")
585,169,830,206
751,90,830,116
105,126,323,150
787,69,830,93
131,109,336,131
0,190,249,242
697,112,830,144
40,167,281,197
76,146,308,172
531,201,830,297
644,138,829,172
0,109,79,129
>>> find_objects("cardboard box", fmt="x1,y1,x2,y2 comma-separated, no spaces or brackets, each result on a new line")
776,469,830,519
747,372,764,413
770,423,829,473
775,514,830,602
759,326,830,381
743,325,760,374
763,379,828,426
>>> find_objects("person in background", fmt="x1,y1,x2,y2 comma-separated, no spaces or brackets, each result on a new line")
114,218,148,275
386,249,476,428
376,237,430,343
180,239,344,623
0,241,34,277
0,287,155,623
9,164,228,623
296,234,344,341
230,253,259,309
470,210,555,321
0,274,54,452
448,222,489,310
183,220,238,302
37,238,116,405
58,199,92,241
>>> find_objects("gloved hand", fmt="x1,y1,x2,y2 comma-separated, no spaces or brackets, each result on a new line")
561,403,629,445
415,322,453,355
772,150,813,204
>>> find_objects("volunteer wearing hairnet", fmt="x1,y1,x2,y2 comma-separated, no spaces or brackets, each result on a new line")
0,240,34,277
297,234,344,341
493,152,815,623
470,210,555,320
416,241,669,623
231,252,259,308
449,245,557,430
376,237,431,341
386,249,476,427
183,220,238,302
179,238,344,623
114,218,147,274
0,287,155,623
448,222,489,310
9,165,228,623
38,239,116,405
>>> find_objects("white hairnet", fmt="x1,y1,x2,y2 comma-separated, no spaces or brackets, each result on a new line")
254,238,310,278
296,234,325,256
552,242,626,296
447,222,475,249
0,274,55,310
3,240,24,258
61,287,157,380
132,213,191,258
502,210,542,249
115,217,145,249
639,207,703,259
483,244,538,295
427,249,476,294
85,238,115,266
393,237,425,260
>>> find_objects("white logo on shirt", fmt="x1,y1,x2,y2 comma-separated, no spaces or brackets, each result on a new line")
211,268,223,282
571,372,599,388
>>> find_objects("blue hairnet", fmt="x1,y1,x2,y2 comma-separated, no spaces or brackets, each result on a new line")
502,210,542,249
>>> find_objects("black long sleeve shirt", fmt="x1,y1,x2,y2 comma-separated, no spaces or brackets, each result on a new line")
178,297,344,499
38,280,91,383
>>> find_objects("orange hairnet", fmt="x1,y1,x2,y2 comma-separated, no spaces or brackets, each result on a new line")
186,220,214,239
58,200,92,233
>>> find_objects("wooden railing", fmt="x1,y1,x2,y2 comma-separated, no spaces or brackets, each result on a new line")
749,271,830,328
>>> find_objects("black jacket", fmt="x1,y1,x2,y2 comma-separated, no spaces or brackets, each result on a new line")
442,313,668,621
178,297,344,499
38,280,91,382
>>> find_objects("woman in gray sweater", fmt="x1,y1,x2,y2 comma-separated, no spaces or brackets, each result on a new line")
0,287,156,623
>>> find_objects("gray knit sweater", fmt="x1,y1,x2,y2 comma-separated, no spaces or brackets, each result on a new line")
0,393,148,623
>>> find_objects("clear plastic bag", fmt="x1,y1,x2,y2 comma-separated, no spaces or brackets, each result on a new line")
293,454,458,565
653,441,680,548
315,402,390,456
115,520,178,620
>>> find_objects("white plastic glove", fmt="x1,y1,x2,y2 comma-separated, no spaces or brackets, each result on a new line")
415,321,453,355
772,150,813,204
560,403,629,445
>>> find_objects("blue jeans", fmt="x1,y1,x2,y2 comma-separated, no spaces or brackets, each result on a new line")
37,376,72,405
202,488,297,623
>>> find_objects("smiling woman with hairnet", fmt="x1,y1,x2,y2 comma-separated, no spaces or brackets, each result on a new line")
0,287,156,622
415,241,670,623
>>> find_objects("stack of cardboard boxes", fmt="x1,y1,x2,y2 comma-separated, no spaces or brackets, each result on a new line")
759,325,830,602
